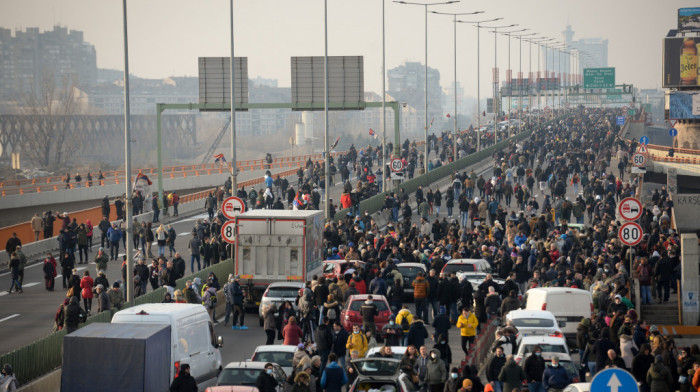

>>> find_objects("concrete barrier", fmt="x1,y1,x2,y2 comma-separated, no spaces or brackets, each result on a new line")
17,369,61,392
0,197,207,268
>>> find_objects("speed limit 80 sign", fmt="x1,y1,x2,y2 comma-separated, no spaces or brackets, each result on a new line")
618,222,643,246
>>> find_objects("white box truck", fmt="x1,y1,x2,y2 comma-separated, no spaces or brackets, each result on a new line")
234,210,324,311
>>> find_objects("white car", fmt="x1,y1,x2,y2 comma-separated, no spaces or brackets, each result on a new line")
250,345,298,376
503,309,564,342
258,282,305,326
364,346,406,361
562,383,591,392
441,259,491,276
456,272,506,292
514,335,569,364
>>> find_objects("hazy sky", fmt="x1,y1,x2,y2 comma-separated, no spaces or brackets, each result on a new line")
1,0,695,98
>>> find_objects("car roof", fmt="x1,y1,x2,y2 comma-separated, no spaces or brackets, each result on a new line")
396,263,425,269
366,346,406,354
540,352,573,361
526,287,590,295
347,294,388,302
519,335,568,344
267,282,305,289
446,259,487,265
507,310,556,320
207,387,259,392
223,361,273,370
253,345,298,353
324,259,364,264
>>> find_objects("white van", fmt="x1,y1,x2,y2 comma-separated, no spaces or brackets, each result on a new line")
524,287,593,346
112,303,223,386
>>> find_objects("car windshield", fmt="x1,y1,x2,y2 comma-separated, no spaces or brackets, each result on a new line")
323,263,336,274
521,344,567,354
352,359,400,376
253,351,294,368
397,267,423,277
217,368,260,386
513,318,555,328
544,360,577,375
443,264,476,274
267,287,300,298
349,300,389,312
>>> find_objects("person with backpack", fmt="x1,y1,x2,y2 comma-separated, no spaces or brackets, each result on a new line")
396,306,413,346
231,275,247,330
202,283,218,323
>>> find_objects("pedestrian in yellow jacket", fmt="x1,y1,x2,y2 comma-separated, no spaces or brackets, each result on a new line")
346,324,369,357
456,308,478,356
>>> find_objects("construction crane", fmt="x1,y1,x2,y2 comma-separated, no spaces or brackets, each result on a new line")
201,117,231,164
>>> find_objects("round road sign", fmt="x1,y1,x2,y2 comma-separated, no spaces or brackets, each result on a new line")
390,158,404,173
221,220,237,244
669,128,678,137
222,196,246,219
632,153,646,168
618,197,643,221
618,222,643,247
544,106,551,112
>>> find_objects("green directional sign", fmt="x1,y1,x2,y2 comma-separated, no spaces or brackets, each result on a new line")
584,67,615,89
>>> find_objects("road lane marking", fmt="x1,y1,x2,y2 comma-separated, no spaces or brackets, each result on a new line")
0,314,19,323
22,283,39,288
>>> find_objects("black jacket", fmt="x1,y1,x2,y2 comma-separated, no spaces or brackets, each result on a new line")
523,354,545,382
169,371,198,392
64,302,86,329
256,371,279,392
315,324,333,351
487,354,507,382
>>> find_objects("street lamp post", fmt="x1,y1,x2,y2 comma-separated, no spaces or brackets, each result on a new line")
492,24,516,124
498,28,528,131
394,0,459,174
512,32,536,135
457,17,502,152
324,0,329,219
229,0,238,198
430,10,484,162
121,0,134,303
381,0,386,192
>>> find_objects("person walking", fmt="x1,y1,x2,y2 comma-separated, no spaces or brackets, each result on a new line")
230,275,247,330
80,271,94,316
31,212,44,241
498,355,526,392
43,253,57,291
646,355,673,392
424,349,447,392
64,296,86,334
169,363,198,392
188,233,202,273
320,353,347,392
524,345,546,392
542,356,572,392
7,252,22,294
456,308,478,357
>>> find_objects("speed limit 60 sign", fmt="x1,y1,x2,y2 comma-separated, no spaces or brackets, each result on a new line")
618,222,643,246
390,158,404,173
632,153,646,168
221,220,237,244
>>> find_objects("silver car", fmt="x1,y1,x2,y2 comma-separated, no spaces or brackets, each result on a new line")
258,282,304,326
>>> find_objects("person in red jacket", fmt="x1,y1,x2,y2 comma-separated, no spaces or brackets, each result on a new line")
283,316,304,346
352,274,366,295
340,192,352,209
80,271,94,315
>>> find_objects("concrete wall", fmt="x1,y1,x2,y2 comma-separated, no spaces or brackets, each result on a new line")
681,233,700,326
0,172,231,210
0,195,207,268
674,194,700,232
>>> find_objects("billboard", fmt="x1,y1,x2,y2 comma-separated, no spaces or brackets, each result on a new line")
583,68,615,88
669,91,700,119
679,7,700,31
198,57,249,111
291,56,364,111
663,37,700,87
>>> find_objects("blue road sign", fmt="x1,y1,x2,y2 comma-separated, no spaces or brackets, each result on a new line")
616,116,625,126
669,128,678,137
639,136,649,145
591,368,639,392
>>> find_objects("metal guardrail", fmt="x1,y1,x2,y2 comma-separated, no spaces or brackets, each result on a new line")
0,259,234,386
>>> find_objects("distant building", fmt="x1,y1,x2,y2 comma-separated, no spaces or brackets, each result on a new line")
560,24,609,81
0,26,97,99
388,62,442,134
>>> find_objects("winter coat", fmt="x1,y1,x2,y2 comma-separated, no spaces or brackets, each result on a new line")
543,363,571,390
485,292,502,315
524,353,546,382
262,305,277,331
498,359,526,392
647,360,673,392
412,276,429,299
620,335,638,369
425,350,447,385
315,323,333,352
456,312,478,337
345,331,368,357
632,353,654,385
396,309,414,333
486,354,506,382
283,323,304,346
406,320,429,349
80,276,94,299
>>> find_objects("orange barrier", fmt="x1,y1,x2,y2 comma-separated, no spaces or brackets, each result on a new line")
0,163,314,248
649,155,700,164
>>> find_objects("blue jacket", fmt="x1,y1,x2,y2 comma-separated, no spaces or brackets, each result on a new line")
265,176,274,188
107,227,121,242
514,235,528,247
369,277,387,296
542,364,571,390
320,361,347,392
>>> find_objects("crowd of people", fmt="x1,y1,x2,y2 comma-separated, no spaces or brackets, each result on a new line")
243,108,694,392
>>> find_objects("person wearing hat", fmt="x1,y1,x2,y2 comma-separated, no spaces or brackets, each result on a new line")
96,284,110,314
0,363,18,391
458,378,473,392
108,282,124,310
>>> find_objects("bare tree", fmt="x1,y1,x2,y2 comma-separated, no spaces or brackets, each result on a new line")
21,70,83,169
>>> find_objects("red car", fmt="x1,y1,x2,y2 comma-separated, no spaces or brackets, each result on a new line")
340,294,392,335
322,260,365,280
